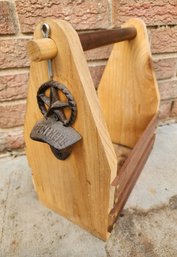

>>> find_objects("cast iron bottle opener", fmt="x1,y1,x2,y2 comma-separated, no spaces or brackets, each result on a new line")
30,23,82,160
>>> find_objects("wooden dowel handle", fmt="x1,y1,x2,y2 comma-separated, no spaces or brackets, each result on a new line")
79,27,137,51
27,27,137,61
27,38,58,62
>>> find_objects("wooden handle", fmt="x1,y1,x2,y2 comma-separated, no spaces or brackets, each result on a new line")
79,27,137,51
27,38,58,62
27,27,136,62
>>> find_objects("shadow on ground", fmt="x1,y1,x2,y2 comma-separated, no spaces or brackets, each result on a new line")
106,196,177,257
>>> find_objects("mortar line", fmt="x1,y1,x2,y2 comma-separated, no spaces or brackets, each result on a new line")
0,126,24,133
173,57,177,78
0,150,26,159
108,0,113,28
88,60,107,67
152,53,177,59
160,96,177,102
158,77,177,83
0,34,32,40
0,67,29,76
0,99,26,107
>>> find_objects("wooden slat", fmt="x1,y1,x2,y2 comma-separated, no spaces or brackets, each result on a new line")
108,134,156,231
108,144,131,212
112,114,158,187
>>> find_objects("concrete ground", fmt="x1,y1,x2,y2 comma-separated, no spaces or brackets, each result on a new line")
0,123,177,257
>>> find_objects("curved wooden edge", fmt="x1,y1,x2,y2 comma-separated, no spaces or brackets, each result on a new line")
98,18,160,148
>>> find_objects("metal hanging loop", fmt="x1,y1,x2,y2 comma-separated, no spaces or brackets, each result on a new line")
41,23,51,38
41,23,53,80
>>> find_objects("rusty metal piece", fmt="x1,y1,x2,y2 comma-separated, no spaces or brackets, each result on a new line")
30,80,81,160
79,27,137,51
30,118,81,160
37,80,77,126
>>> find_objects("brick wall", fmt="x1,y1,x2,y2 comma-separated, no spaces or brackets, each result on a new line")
0,0,177,156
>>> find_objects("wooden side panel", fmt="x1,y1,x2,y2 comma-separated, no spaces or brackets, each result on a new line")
24,19,117,240
108,115,158,230
98,18,160,148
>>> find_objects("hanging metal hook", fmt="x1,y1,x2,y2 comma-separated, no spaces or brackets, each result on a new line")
41,23,53,80
41,23,51,38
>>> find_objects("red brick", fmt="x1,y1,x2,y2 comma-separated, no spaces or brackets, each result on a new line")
171,100,177,116
153,58,177,80
151,27,177,54
0,1,17,35
15,0,110,33
89,64,105,89
0,102,26,128
158,80,177,100
0,73,28,102
159,100,172,119
0,38,30,69
112,0,177,26
85,45,112,61
0,128,24,152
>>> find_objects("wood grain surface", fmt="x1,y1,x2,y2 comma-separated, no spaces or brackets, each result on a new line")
24,19,117,240
98,18,160,148
25,18,159,240
108,115,158,231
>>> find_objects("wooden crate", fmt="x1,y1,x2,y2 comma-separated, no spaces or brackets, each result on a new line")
24,18,159,240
